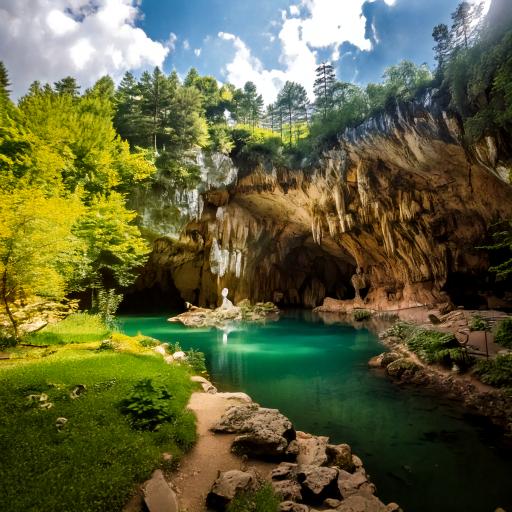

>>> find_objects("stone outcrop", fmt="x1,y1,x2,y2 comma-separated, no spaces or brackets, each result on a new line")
129,93,512,312
206,469,258,510
211,404,296,459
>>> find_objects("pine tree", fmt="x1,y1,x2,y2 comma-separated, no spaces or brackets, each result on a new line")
114,72,144,147
54,76,81,96
0,61,12,103
313,62,336,119
432,24,451,70
277,81,308,145
451,1,484,50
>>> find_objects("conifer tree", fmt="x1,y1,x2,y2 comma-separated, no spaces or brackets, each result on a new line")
0,61,11,102
54,76,81,96
451,1,484,50
313,62,336,119
432,24,451,70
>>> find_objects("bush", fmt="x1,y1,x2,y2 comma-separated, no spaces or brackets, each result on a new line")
494,318,512,348
186,348,207,374
96,339,117,351
469,315,490,331
119,379,175,431
353,310,371,321
474,355,512,388
226,483,280,512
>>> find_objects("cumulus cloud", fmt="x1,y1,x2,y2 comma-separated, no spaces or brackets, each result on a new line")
219,0,393,104
0,0,169,98
194,48,202,57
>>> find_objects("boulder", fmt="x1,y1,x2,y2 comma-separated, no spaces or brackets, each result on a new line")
206,469,257,510
272,480,303,502
324,498,342,508
326,444,355,472
380,352,400,367
335,493,388,512
279,501,310,512
338,469,376,499
173,351,187,361
368,354,384,368
296,433,328,466
385,358,419,379
142,470,179,512
297,466,340,504
212,404,296,459
271,462,299,481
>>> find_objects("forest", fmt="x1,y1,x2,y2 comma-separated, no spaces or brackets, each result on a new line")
1,0,512,343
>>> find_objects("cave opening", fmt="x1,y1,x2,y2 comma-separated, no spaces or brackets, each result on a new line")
266,240,357,309
119,267,185,314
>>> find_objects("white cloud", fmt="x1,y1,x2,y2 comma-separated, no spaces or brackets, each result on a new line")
194,48,202,57
165,32,178,52
219,0,399,105
183,39,190,50
0,0,170,98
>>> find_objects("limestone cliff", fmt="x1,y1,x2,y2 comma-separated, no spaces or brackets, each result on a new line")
129,94,512,311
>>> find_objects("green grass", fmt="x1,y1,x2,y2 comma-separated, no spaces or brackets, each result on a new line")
226,483,280,512
494,318,512,348
474,355,512,388
0,346,196,512
26,312,111,345
353,309,372,321
386,322,472,368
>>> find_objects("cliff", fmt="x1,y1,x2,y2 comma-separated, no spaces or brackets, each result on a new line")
129,94,512,311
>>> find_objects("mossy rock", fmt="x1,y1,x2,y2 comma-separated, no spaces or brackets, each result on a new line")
386,358,419,379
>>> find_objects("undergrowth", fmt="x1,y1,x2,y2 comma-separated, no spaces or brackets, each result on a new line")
226,483,280,512
474,355,512,388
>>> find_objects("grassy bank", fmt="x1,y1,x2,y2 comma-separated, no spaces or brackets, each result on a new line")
0,315,197,512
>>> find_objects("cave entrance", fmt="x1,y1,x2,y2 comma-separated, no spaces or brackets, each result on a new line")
119,267,185,314
269,240,357,309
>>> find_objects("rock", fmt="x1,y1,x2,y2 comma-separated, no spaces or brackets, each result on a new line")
190,375,210,384
368,354,384,368
296,434,328,466
324,498,342,508
380,352,400,367
279,501,309,512
385,358,419,379
335,493,388,512
173,351,187,361
216,392,253,403
206,469,257,510
154,345,167,356
55,417,68,430
338,469,375,498
428,313,441,325
212,404,296,459
272,462,299,480
326,444,355,472
272,480,303,502
164,355,174,365
142,470,179,512
297,466,340,504
385,503,402,511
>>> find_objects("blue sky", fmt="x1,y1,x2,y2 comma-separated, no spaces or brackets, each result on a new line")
0,0,490,102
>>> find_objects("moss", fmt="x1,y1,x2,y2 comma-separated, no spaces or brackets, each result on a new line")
353,309,372,321
386,358,419,378
494,318,512,348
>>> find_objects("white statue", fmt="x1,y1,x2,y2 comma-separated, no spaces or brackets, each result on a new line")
219,287,234,310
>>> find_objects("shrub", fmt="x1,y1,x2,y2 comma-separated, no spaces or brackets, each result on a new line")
186,348,207,374
469,315,490,331
494,318,512,348
474,355,512,388
226,483,280,512
353,309,371,321
119,379,175,431
96,339,117,351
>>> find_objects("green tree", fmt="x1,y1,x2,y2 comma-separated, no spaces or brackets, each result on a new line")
0,61,11,103
276,81,308,145
432,24,452,70
114,71,143,146
451,1,484,50
72,192,150,290
0,188,84,339
313,62,336,119
54,76,81,97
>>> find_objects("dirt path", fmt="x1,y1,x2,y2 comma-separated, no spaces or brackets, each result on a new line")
173,392,272,512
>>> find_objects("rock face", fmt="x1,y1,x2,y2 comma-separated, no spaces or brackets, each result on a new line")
206,469,257,510
129,94,512,311
211,404,297,459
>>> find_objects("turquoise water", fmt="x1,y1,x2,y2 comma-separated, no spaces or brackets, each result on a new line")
119,312,512,512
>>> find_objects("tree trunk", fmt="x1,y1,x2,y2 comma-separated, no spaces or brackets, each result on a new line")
1,270,18,340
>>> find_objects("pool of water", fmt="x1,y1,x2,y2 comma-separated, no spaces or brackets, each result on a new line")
118,311,512,512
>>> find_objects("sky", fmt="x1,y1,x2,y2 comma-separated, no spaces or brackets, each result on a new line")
0,0,491,103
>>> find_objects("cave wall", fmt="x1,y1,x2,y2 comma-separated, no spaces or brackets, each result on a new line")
132,94,512,311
